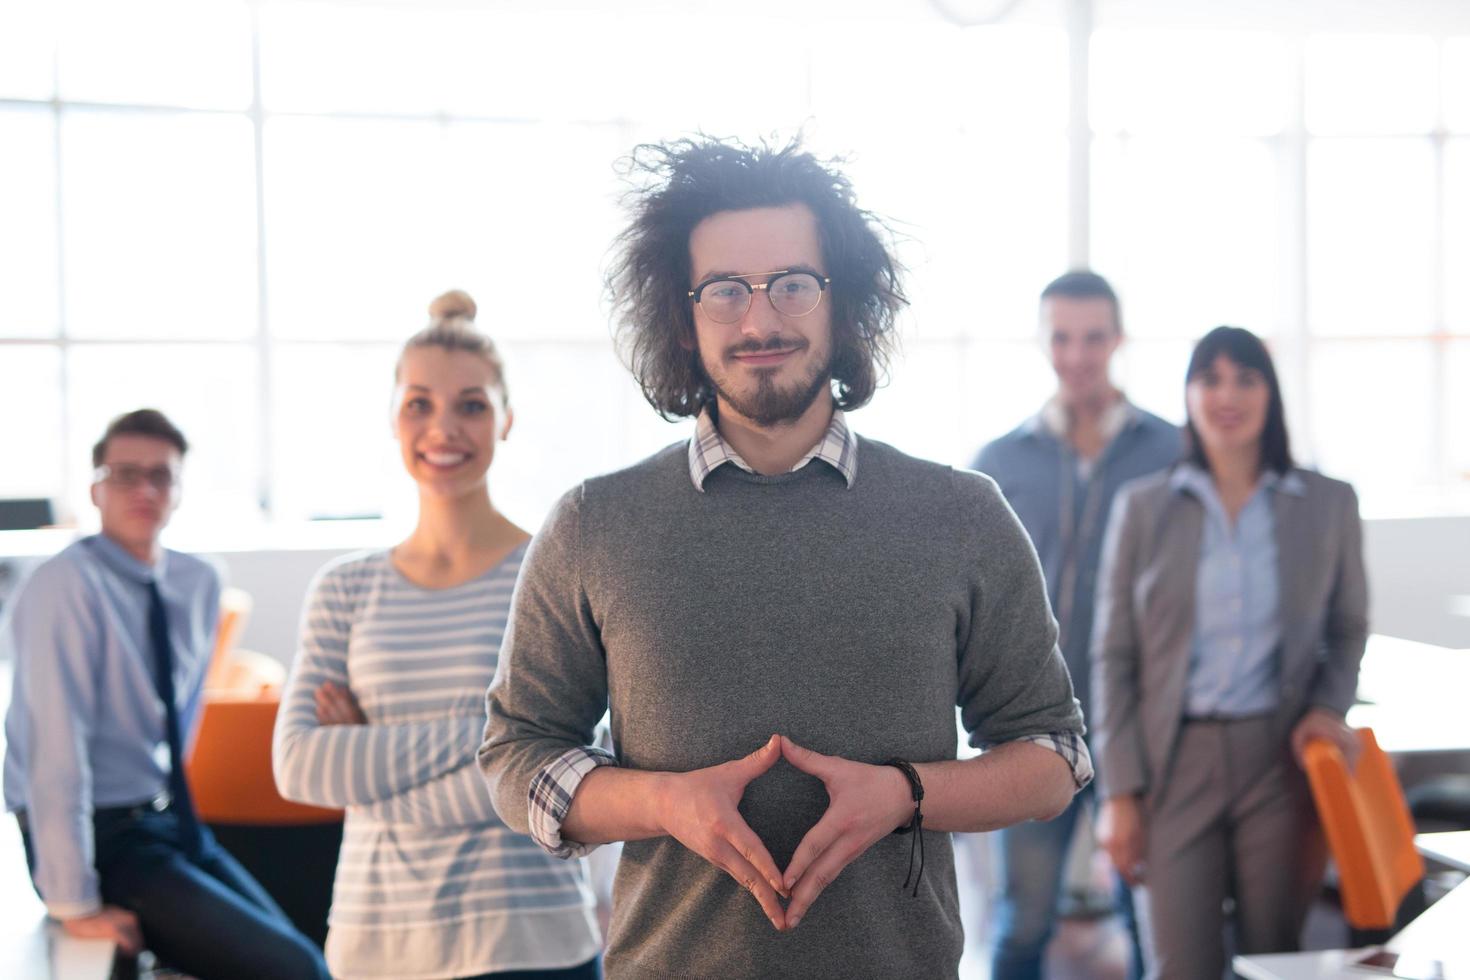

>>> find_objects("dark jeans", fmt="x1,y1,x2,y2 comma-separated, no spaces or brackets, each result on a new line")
205,820,343,948
461,958,602,980
21,804,329,980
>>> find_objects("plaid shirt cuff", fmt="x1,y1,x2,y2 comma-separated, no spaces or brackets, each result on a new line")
1013,731,1094,790
527,746,620,858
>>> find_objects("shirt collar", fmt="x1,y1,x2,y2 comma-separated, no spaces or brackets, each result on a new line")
1028,392,1137,443
1273,469,1307,496
83,532,167,585
1169,463,1306,498
687,405,858,492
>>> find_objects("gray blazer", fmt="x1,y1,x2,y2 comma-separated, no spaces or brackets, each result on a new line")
1090,467,1368,801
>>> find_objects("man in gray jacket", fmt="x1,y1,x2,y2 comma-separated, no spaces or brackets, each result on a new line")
479,137,1091,979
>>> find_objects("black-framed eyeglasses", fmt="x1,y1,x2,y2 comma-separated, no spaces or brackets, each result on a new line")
688,270,831,324
93,464,180,493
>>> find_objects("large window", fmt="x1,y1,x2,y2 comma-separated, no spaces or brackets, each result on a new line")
1090,25,1469,511
2,1,1467,535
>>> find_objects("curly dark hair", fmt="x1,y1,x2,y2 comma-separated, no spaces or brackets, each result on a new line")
606,136,907,420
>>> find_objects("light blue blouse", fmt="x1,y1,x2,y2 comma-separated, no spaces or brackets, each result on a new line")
1171,465,1305,718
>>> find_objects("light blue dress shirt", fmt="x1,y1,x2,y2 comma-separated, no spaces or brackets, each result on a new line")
2,534,220,917
1172,465,1305,718
974,399,1180,716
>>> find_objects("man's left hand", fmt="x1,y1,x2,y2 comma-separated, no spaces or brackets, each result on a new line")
1290,707,1360,771
778,736,915,929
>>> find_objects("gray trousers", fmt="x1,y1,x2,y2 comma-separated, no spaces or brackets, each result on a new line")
1134,716,1324,980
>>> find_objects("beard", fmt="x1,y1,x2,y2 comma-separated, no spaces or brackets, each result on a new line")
705,337,834,427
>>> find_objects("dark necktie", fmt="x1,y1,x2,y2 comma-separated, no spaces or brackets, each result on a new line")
147,579,204,859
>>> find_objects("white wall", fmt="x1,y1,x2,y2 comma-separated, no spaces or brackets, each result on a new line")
1362,516,1470,650
216,546,358,664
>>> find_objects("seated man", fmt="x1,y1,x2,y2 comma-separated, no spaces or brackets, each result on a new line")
3,409,328,979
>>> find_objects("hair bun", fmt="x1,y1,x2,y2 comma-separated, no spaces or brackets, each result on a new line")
429,290,477,321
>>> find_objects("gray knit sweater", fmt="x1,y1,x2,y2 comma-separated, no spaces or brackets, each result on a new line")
480,437,1084,979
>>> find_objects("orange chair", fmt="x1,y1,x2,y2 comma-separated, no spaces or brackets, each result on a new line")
187,692,343,947
190,586,330,822
187,692,341,826
1302,727,1424,931
204,587,254,691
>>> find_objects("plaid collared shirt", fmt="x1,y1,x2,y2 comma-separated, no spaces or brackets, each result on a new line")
524,410,1093,859
687,405,858,490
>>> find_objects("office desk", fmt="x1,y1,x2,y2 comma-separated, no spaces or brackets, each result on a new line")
1387,875,1470,954
1234,878,1470,979
0,820,116,980
1349,635,1470,755
1416,831,1470,873
0,916,117,980
1233,948,1384,980
0,665,117,979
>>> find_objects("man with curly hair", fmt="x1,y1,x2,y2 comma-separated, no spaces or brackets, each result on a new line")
480,137,1091,979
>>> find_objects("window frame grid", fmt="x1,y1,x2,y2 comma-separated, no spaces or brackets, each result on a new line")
1,16,1467,522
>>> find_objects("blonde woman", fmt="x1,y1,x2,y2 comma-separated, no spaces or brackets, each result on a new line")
275,292,601,979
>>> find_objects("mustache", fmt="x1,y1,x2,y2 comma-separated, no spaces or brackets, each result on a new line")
725,336,807,357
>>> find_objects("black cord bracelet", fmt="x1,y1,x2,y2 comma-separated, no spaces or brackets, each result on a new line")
882,758,925,897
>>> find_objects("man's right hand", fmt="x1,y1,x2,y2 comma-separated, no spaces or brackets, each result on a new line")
1097,794,1148,886
653,734,789,930
61,906,144,956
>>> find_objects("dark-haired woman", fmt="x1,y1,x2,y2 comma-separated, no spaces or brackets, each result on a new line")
1090,326,1368,979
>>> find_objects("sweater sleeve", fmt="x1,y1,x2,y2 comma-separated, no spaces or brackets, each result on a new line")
479,486,619,855
273,560,485,808
952,471,1091,788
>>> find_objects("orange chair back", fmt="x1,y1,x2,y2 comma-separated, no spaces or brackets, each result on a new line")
204,588,253,691
187,694,342,826
1302,728,1424,930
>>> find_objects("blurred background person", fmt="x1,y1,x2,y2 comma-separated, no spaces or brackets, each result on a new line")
4,408,328,979
972,270,1175,980
1091,326,1367,979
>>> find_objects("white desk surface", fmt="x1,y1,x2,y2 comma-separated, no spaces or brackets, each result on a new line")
1233,948,1383,980
0,867,116,980
1386,874,1470,959
1416,831,1470,873
1349,635,1470,755
1234,878,1470,979
0,915,116,980
0,680,117,980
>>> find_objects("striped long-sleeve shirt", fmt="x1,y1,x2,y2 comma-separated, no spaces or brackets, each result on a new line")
273,547,599,980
